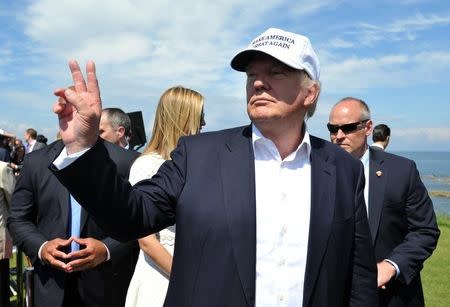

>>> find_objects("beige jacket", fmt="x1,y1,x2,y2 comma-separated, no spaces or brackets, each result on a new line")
0,161,15,259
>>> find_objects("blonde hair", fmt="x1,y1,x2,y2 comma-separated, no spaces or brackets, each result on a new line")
142,86,204,159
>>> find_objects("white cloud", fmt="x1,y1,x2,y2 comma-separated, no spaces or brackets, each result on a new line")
17,0,286,96
291,0,342,16
396,127,450,140
328,38,354,49
321,51,450,92
355,12,450,45
389,13,450,33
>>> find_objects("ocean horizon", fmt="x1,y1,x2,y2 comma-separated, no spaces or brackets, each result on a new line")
391,150,450,216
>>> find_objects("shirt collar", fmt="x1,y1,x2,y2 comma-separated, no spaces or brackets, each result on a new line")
360,147,370,165
371,143,384,150
252,123,311,161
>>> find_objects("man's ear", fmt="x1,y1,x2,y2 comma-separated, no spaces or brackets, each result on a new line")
117,126,125,138
365,120,373,136
304,83,320,108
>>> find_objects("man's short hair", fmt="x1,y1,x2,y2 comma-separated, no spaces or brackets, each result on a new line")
372,124,391,142
102,108,132,137
26,128,37,139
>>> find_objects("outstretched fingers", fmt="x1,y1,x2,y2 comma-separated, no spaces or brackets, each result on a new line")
69,60,87,93
86,60,101,100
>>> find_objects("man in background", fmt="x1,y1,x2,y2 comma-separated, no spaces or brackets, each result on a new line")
372,124,391,151
99,108,132,149
7,138,139,306
24,128,46,153
328,97,440,306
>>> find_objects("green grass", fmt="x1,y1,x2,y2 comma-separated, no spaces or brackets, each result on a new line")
422,214,450,307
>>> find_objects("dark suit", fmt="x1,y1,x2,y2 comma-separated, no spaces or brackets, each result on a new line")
7,140,140,307
52,125,378,306
368,148,439,306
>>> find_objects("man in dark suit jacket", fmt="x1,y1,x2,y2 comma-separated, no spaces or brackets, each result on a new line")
50,28,378,306
372,124,391,151
7,140,139,307
328,97,440,306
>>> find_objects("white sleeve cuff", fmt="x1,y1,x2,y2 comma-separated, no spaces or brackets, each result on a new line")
38,241,48,261
53,147,91,170
103,243,111,261
384,259,400,278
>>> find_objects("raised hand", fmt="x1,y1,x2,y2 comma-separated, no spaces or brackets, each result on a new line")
53,60,102,154
65,237,108,272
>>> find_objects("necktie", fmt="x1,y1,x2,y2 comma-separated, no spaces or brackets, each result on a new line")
70,195,81,251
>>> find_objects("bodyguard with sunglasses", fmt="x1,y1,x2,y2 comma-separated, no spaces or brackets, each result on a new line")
328,97,440,307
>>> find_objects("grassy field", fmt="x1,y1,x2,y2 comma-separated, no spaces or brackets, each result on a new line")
422,214,450,306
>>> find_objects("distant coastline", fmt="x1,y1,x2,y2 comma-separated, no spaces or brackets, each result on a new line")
390,151,450,215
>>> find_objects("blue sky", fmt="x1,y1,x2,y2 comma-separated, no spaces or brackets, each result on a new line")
1,0,449,151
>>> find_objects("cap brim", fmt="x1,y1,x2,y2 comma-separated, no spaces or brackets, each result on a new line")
230,49,273,72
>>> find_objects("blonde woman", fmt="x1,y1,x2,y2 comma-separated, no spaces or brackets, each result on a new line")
125,86,205,307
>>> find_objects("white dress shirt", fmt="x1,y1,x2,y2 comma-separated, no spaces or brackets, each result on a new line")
360,148,370,216
253,125,311,307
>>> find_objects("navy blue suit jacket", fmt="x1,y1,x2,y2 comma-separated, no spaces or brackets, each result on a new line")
8,140,139,307
368,148,439,306
53,125,378,307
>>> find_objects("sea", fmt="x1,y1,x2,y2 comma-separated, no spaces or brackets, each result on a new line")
392,151,450,216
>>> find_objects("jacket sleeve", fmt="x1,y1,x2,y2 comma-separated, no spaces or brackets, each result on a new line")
387,161,440,285
7,155,48,264
51,139,180,242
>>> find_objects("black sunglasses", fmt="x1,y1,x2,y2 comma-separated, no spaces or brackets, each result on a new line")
327,120,369,134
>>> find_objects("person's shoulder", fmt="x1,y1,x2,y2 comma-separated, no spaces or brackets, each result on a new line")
371,148,414,166
182,125,250,144
310,135,359,165
103,140,139,159
26,140,63,158
132,152,164,167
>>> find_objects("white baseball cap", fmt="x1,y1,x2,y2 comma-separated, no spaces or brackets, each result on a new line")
230,28,320,81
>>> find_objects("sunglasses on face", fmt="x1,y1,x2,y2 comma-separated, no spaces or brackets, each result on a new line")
327,120,369,134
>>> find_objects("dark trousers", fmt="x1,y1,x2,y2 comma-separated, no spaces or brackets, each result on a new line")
0,259,10,307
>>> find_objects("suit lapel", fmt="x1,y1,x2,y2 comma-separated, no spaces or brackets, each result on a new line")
303,137,336,306
49,142,71,235
80,207,88,234
220,126,256,307
368,148,387,244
